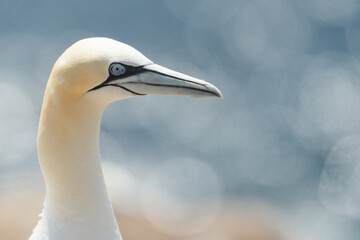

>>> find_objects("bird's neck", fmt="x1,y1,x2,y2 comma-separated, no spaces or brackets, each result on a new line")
34,92,121,240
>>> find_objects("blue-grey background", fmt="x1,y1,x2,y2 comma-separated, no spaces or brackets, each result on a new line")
1,0,360,239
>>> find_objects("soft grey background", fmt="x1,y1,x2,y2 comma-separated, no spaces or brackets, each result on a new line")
1,0,360,239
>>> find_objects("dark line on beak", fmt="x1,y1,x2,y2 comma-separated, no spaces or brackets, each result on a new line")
88,83,145,96
108,84,146,96
125,82,219,97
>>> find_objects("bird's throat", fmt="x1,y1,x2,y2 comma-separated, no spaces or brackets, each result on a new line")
35,92,121,239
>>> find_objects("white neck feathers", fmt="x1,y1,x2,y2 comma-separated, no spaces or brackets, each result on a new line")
29,77,122,240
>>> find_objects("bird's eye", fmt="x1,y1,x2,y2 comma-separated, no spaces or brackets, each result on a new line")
109,63,126,76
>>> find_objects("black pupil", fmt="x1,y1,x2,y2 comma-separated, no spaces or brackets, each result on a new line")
113,65,121,73
111,64,125,75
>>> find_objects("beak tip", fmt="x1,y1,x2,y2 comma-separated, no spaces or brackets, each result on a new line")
214,91,223,99
205,83,223,99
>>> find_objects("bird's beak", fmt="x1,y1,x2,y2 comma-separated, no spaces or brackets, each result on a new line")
115,64,223,98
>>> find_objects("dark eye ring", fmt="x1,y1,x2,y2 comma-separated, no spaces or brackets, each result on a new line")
109,63,126,76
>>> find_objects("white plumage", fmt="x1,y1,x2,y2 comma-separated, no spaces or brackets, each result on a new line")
28,37,222,240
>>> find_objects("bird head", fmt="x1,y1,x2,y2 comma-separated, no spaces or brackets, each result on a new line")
47,37,222,106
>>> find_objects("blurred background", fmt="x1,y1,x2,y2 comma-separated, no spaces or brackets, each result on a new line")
1,0,360,239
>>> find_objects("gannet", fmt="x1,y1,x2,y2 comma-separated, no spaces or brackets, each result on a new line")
28,37,222,240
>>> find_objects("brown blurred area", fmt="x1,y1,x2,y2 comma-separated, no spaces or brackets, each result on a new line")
0,186,288,240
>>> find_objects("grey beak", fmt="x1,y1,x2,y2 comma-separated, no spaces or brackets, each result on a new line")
114,64,223,98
